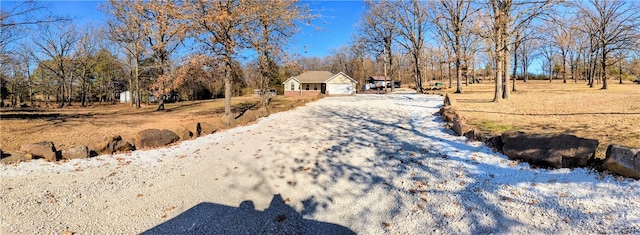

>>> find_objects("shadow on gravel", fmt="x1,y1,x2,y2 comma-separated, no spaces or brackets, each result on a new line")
142,194,355,235
269,94,615,233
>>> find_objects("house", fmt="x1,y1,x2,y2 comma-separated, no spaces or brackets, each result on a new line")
283,71,357,96
366,76,390,90
119,91,156,103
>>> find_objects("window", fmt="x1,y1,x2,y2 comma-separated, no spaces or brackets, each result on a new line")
314,84,318,90
305,84,310,90
290,82,295,91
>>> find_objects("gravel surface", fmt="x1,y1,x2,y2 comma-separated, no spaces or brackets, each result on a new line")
1,93,639,234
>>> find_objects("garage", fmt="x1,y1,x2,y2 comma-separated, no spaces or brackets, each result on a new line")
325,72,357,95
327,83,354,95
284,71,357,96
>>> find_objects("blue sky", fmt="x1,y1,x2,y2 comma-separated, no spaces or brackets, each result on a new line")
2,0,366,59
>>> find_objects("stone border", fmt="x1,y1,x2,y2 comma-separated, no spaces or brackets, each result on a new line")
438,93,639,180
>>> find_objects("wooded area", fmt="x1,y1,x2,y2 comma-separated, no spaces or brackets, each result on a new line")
1,0,639,116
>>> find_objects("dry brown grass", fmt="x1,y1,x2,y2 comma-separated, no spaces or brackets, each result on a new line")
0,95,319,153
443,80,640,158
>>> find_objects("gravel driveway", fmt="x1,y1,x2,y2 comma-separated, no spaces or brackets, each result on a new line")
1,93,639,234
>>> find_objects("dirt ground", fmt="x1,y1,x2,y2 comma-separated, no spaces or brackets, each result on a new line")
444,79,640,158
0,95,318,154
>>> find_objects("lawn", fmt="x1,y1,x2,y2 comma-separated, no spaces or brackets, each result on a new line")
0,95,319,153
443,79,640,158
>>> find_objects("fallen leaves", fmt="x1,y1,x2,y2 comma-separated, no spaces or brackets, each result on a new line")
501,196,513,202
61,230,74,235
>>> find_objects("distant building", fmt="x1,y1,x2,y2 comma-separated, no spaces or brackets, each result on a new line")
283,71,357,96
119,91,156,103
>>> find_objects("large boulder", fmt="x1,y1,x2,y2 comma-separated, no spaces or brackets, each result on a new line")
19,141,57,161
443,93,457,107
221,115,236,127
255,107,270,119
178,126,194,141
439,106,459,123
94,135,135,154
196,122,217,137
62,145,90,160
452,118,473,137
0,151,28,164
133,129,180,149
501,131,599,168
603,145,640,179
114,140,136,152
237,110,258,124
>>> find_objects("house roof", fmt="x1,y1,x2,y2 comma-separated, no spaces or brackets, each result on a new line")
328,72,358,84
368,76,390,81
289,71,334,83
284,71,357,84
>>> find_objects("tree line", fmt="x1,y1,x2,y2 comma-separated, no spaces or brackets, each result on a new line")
1,0,639,118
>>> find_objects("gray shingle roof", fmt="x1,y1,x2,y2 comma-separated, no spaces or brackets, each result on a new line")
294,71,334,83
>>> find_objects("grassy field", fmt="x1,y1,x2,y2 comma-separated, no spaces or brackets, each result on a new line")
0,95,319,153
442,79,640,158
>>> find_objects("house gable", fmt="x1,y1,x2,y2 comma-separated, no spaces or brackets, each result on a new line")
326,72,357,84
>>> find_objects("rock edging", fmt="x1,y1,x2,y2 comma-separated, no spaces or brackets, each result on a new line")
439,93,639,179
1,106,274,165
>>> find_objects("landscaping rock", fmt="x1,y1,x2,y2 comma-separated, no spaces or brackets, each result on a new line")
485,135,505,151
255,107,270,119
115,141,136,152
178,126,194,140
196,122,217,137
237,110,257,124
19,141,57,161
62,146,90,160
444,93,456,107
221,115,236,127
501,131,599,168
452,118,472,136
439,106,458,123
133,129,180,149
94,135,121,154
0,151,27,164
94,135,135,154
603,145,640,179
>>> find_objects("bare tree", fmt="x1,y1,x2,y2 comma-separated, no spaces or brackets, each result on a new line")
190,0,255,127
103,0,146,108
242,0,309,107
388,0,430,93
358,0,399,93
575,0,640,89
478,0,553,102
74,27,99,107
431,0,479,93
30,23,78,107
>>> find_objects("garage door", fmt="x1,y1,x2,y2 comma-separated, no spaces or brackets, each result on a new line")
327,83,354,95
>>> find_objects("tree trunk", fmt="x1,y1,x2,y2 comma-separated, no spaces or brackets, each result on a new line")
619,59,623,84
503,43,511,99
600,55,608,90
493,50,503,102
224,59,235,127
562,52,567,83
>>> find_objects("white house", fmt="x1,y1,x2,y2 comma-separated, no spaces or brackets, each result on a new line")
119,91,156,103
283,71,357,96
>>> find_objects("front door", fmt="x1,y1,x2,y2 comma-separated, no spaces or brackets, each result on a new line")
321,83,326,94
